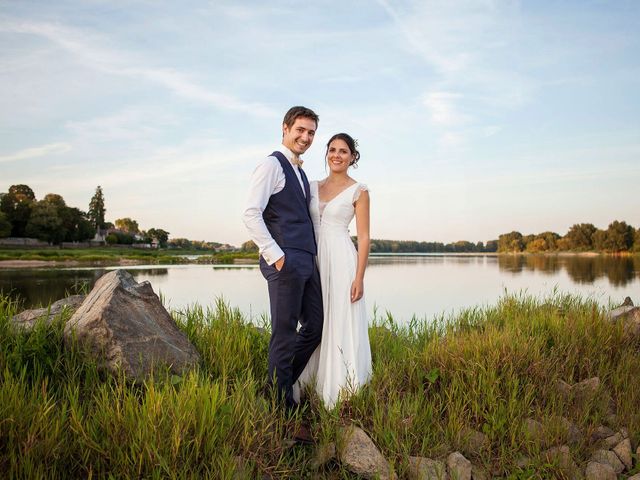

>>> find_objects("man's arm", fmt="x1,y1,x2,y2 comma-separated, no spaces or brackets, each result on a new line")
242,157,285,266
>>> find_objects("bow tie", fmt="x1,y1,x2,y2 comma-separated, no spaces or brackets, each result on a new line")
291,155,304,167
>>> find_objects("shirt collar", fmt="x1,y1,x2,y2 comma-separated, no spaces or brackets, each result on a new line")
278,144,298,166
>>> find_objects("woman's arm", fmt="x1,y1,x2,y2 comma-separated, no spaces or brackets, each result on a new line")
351,189,370,303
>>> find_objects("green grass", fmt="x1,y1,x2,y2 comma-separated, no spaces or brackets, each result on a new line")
0,248,258,265
1,292,638,478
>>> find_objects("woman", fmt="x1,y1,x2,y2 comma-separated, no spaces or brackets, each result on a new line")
295,132,372,407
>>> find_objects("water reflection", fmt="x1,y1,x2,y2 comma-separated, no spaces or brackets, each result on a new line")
1,255,638,320
497,255,639,286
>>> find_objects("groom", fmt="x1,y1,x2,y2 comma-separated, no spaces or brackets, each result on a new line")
243,106,323,419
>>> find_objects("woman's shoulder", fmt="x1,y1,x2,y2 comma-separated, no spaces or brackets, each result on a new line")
351,180,370,202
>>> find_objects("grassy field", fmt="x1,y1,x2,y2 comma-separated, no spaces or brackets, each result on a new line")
0,247,258,265
1,293,639,478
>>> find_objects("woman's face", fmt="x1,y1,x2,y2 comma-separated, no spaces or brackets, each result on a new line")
326,138,354,174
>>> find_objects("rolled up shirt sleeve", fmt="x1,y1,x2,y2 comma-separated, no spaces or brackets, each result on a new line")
242,157,285,265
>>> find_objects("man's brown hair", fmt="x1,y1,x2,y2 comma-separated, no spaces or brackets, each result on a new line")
282,106,319,129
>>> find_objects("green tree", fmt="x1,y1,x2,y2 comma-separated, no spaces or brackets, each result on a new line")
0,211,11,238
241,240,258,252
603,220,634,252
634,229,640,252
64,207,95,241
563,223,597,251
25,200,64,244
147,228,169,248
0,184,36,237
485,240,498,252
115,217,139,234
88,186,106,230
498,231,524,253
592,229,607,251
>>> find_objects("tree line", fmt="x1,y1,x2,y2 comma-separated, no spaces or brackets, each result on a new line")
0,184,170,247
497,221,639,253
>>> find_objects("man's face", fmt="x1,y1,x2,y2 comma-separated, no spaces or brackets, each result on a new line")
282,117,317,155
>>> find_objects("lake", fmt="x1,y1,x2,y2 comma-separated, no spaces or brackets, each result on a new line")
1,254,638,324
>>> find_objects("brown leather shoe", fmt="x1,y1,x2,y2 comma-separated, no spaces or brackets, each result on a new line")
291,422,315,445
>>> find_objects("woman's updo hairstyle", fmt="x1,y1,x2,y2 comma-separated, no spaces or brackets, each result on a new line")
326,133,360,168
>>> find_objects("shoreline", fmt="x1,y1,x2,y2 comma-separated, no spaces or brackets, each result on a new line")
1,251,634,269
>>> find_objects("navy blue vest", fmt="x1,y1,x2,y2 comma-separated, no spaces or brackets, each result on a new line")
262,151,317,255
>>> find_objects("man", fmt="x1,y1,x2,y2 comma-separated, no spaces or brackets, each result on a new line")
243,106,323,432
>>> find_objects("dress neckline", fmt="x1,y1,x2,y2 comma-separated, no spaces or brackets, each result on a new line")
316,181,358,205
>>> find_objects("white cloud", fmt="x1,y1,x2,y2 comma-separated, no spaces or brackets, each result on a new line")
0,20,277,118
0,142,72,163
422,91,470,127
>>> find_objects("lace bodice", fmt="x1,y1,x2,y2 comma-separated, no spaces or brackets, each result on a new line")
310,181,369,235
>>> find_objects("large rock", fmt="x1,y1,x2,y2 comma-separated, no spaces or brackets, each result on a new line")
11,295,85,331
407,457,447,480
607,299,640,337
585,462,616,480
446,452,471,480
64,270,200,381
557,417,583,446
337,425,396,479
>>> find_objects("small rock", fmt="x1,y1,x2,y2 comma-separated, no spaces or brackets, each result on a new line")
613,438,632,471
543,445,581,479
590,449,624,474
515,455,531,469
10,295,85,331
602,432,625,449
446,452,471,480
591,425,615,442
557,417,583,446
311,443,336,470
337,425,396,480
572,377,600,404
608,305,640,337
628,474,640,480
406,457,447,480
584,461,616,480
522,418,548,449
458,427,490,457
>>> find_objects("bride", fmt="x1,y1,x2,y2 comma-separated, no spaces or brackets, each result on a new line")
295,132,372,407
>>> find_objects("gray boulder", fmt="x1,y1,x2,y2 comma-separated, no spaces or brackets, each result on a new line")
337,425,396,480
446,452,471,480
607,299,640,337
11,295,85,331
64,270,200,382
585,462,616,480
407,457,447,480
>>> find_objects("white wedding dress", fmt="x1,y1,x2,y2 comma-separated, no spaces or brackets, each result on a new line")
295,180,372,407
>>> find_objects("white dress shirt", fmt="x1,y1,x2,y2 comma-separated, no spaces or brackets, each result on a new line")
243,145,306,265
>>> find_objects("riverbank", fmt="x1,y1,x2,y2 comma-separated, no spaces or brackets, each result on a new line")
1,293,638,478
0,247,259,268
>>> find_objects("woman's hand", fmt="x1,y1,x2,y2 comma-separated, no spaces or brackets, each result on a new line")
350,279,364,303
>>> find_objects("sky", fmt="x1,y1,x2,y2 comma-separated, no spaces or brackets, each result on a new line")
1,0,639,246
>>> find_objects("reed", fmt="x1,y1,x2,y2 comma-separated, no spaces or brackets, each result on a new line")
1,292,638,478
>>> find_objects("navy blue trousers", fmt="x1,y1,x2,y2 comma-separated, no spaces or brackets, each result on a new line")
260,248,323,410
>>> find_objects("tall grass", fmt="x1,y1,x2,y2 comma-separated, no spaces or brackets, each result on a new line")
1,292,638,478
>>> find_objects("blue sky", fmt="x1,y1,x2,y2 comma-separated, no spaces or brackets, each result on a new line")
1,0,639,246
